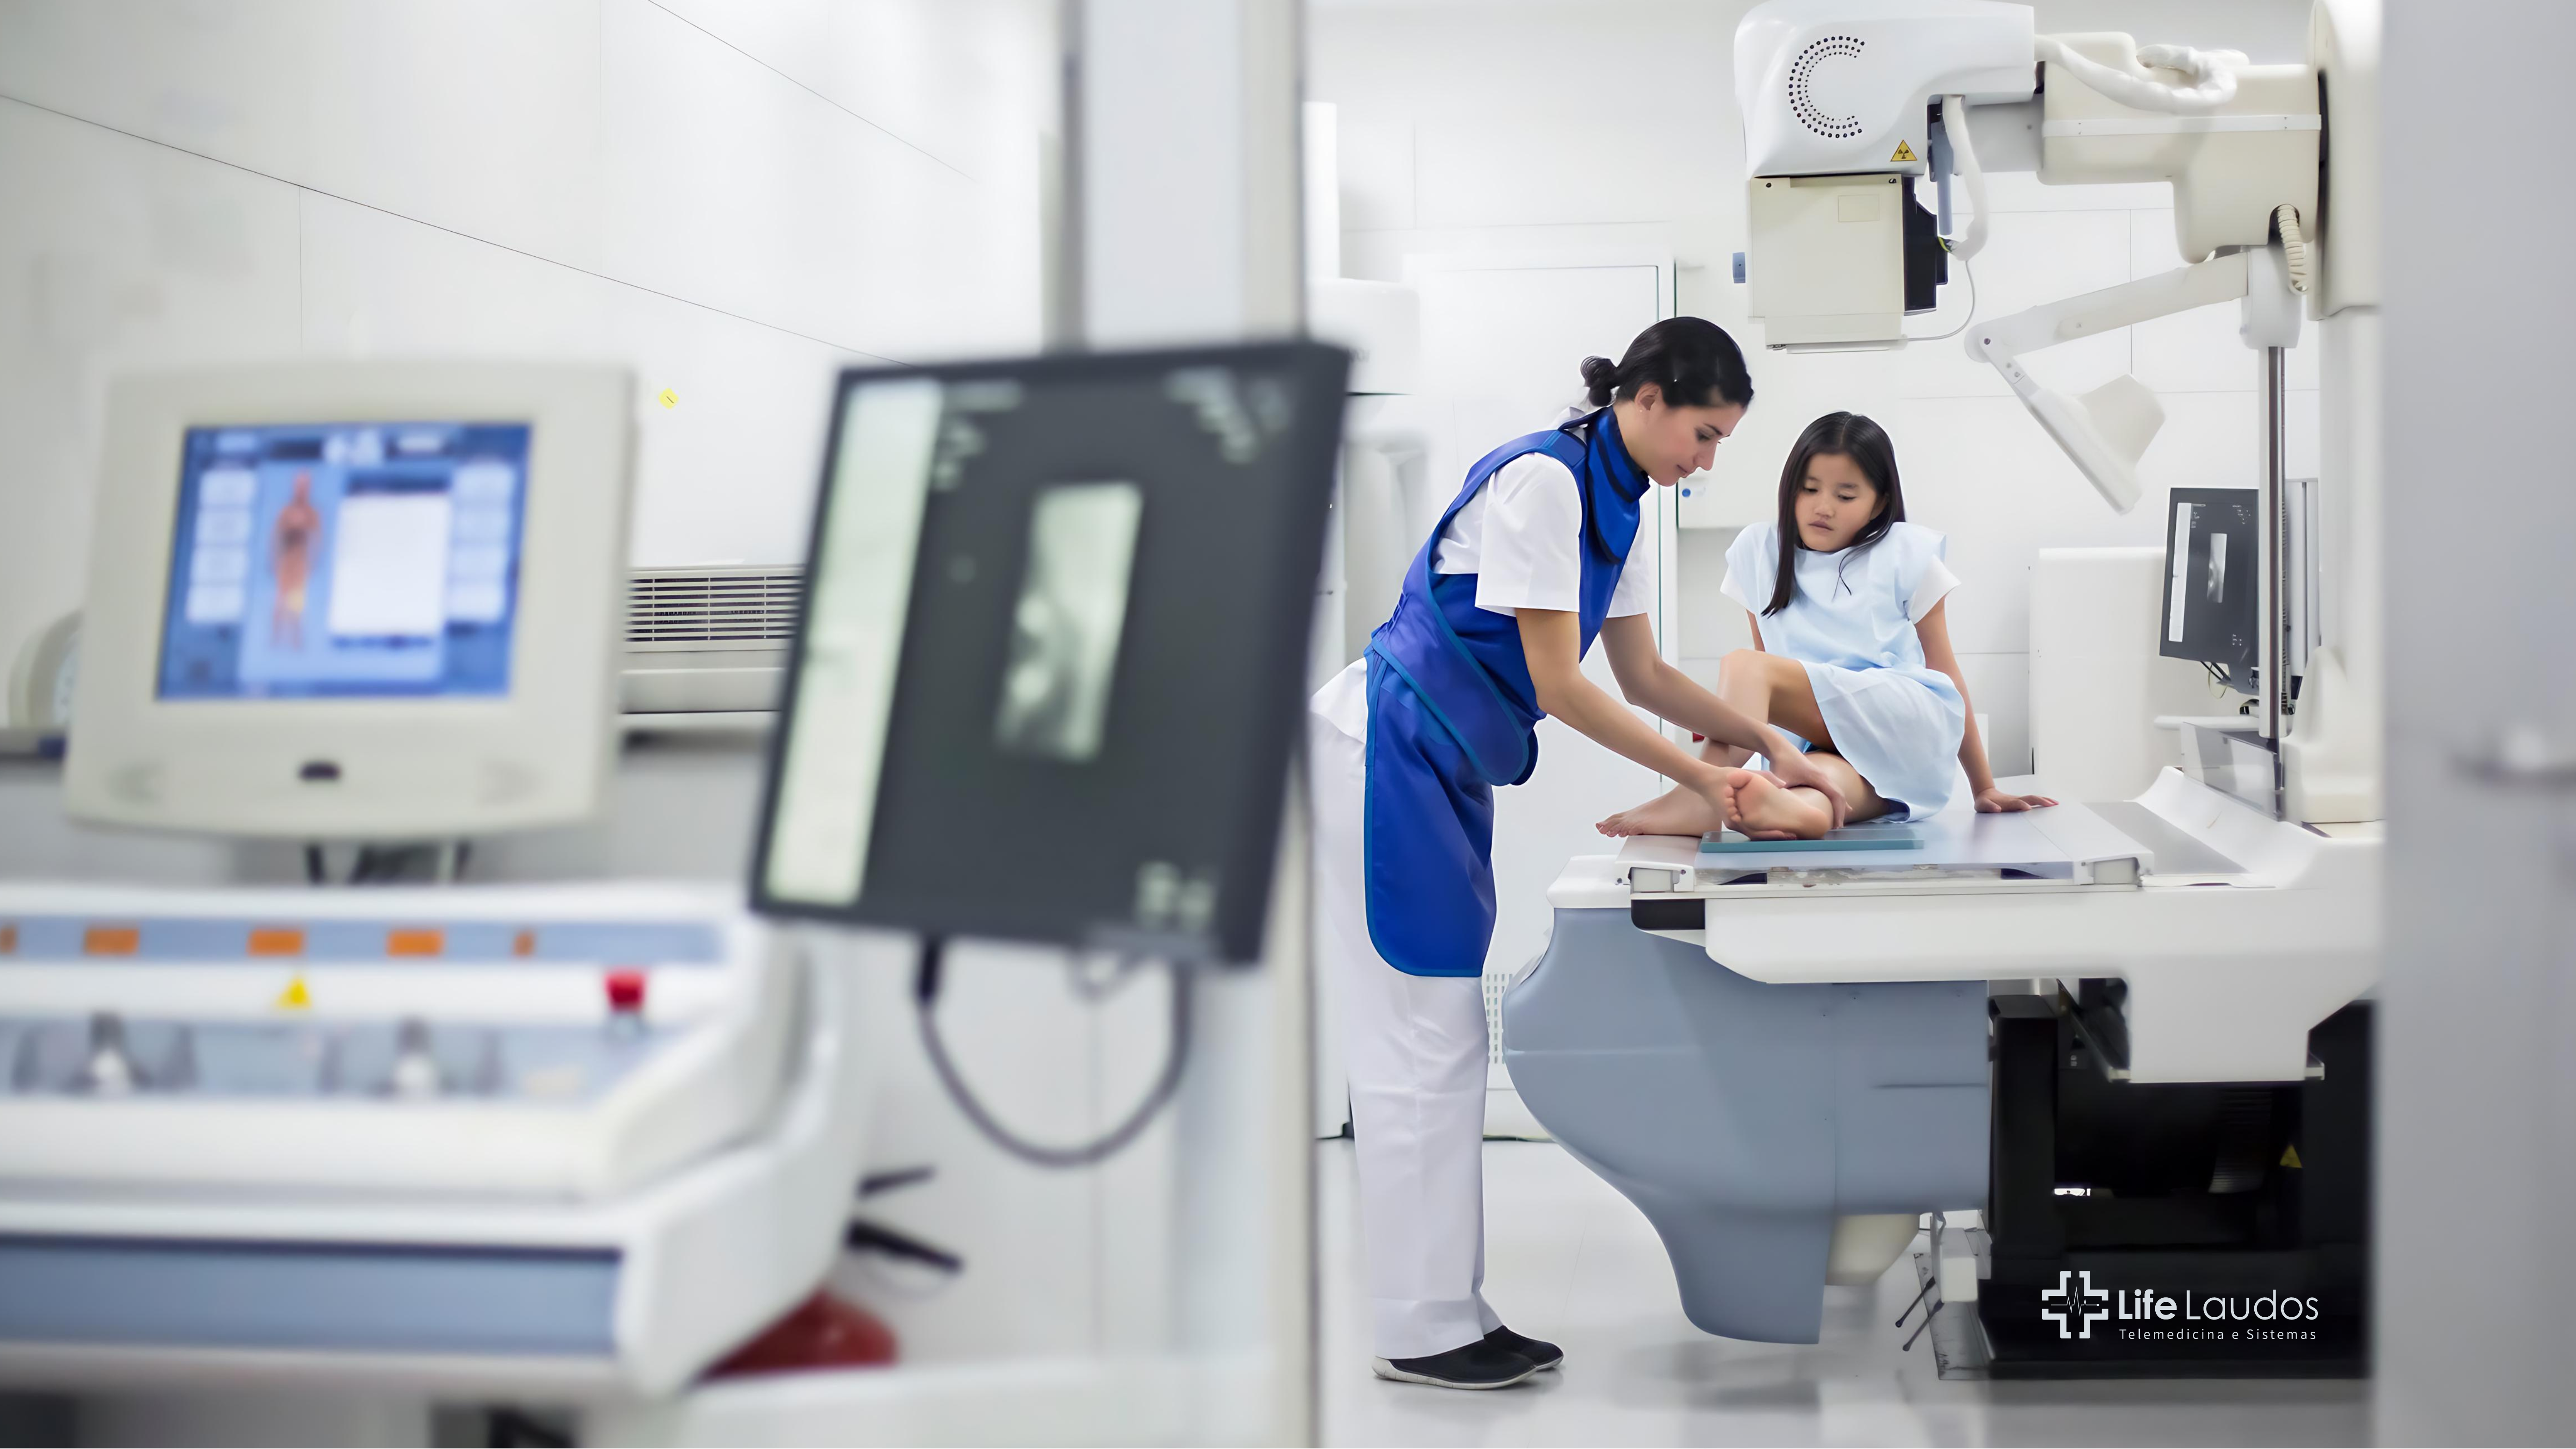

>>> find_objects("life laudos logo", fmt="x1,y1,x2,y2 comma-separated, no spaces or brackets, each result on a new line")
2041,1269,2111,1339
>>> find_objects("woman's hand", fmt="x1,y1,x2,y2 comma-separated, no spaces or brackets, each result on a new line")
1764,747,1850,828
1974,787,2058,813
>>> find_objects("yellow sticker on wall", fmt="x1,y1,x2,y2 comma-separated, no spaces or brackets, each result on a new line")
657,388,679,410
1890,140,1918,163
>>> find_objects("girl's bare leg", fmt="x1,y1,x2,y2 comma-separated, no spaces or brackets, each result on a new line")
1597,651,1839,837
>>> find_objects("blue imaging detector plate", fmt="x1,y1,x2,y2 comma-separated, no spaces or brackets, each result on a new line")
1700,825,1928,855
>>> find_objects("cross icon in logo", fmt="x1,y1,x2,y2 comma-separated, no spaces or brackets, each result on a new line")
2040,1269,2110,1339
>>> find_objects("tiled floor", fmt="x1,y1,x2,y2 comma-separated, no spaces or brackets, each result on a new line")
1318,1140,2370,1446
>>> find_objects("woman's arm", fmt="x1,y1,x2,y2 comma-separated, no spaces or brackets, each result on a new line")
1591,614,1850,825
1520,610,1782,830
1914,599,2056,812
1597,615,1778,757
1521,611,1737,780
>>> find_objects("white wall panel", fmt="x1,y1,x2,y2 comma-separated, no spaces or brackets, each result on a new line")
0,0,1051,666
1332,110,1416,235
1414,110,1674,231
1342,220,1673,286
1674,527,1753,663
0,1,608,267
1408,258,1664,413
648,0,1054,182
598,0,1005,363
0,100,304,676
0,1,331,191
298,195,845,568
297,3,607,268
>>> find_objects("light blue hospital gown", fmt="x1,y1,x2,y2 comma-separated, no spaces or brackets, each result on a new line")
1720,521,1968,820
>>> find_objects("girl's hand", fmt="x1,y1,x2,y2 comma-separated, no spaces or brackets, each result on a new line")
1975,787,2058,813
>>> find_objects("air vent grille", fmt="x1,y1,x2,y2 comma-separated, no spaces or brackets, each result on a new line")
626,568,803,646
1789,34,1866,140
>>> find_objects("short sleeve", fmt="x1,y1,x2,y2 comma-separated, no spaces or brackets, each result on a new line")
1893,524,1958,621
1605,537,1654,617
1469,454,1584,616
1718,522,1774,613
1908,556,1960,621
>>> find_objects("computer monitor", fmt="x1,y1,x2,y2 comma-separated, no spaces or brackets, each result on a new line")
752,342,1350,964
2158,486,2259,684
67,362,633,837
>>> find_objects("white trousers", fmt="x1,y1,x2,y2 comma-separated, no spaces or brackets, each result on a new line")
1309,700,1503,1362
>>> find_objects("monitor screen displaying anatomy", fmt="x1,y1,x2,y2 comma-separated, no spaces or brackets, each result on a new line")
157,421,532,701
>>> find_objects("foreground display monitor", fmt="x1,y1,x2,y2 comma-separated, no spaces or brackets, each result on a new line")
753,342,1350,964
67,362,633,838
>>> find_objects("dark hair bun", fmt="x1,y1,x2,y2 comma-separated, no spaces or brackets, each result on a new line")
1577,319,1754,412
1579,355,1619,405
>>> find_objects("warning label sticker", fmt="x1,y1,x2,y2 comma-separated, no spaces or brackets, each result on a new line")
1890,140,1919,163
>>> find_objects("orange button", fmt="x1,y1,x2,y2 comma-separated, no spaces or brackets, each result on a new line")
386,928,444,958
84,925,140,956
247,927,306,957
512,929,537,957
0,924,15,954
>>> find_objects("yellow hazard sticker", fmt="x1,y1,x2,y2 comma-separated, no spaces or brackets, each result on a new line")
657,387,678,410
2279,1144,2304,1169
1890,140,1918,164
276,973,312,1010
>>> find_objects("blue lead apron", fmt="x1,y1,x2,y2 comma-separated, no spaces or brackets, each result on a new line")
1362,408,1649,977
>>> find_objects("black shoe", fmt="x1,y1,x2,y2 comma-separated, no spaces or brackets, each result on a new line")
1484,1325,1563,1371
1371,1339,1540,1389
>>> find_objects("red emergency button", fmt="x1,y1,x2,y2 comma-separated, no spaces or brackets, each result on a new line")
605,968,647,1014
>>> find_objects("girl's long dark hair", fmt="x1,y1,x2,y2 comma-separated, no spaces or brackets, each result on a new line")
1577,316,1755,412
1765,412,1903,616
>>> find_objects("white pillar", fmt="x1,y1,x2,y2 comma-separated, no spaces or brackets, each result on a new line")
1067,3,1315,1440
1073,0,1305,348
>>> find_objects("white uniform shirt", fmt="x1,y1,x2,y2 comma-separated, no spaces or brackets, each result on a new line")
1315,408,1653,739
1434,451,1656,620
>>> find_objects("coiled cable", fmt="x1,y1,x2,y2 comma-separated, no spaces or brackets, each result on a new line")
2037,35,2242,114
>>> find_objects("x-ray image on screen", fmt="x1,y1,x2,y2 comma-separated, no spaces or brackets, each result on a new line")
2159,487,2258,677
994,481,1143,762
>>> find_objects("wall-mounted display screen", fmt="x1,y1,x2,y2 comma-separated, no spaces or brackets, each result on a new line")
157,421,532,700
754,343,1351,962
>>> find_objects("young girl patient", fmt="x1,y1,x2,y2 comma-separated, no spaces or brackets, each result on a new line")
1599,411,2054,841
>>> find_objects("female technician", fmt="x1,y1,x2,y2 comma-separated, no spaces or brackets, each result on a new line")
1306,318,1846,1390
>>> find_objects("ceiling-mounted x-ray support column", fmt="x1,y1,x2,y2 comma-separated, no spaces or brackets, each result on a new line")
1065,0,1306,348
1053,2,1316,1440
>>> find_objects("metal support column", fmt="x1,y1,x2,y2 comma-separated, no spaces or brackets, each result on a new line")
2260,343,2289,817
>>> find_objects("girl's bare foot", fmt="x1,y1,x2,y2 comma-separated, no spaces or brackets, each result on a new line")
1729,773,1833,840
1595,784,1717,838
